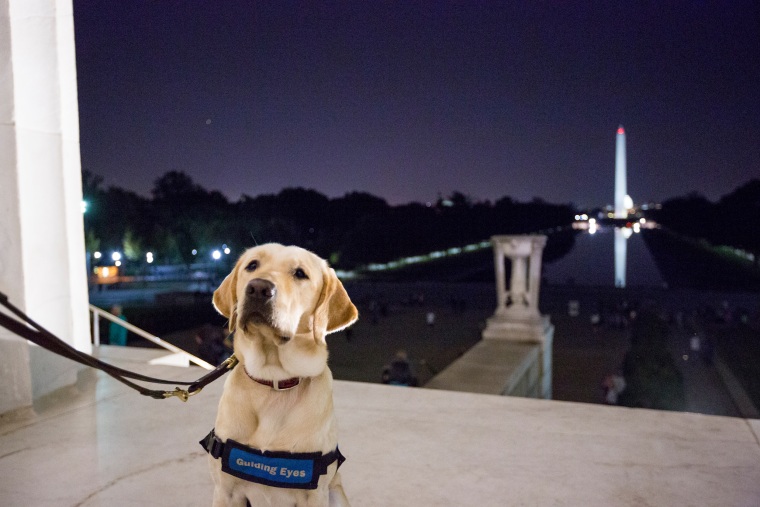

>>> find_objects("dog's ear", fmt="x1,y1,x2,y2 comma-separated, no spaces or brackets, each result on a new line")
213,264,239,331
313,266,358,344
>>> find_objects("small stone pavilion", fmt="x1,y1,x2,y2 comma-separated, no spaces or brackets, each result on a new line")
428,235,554,399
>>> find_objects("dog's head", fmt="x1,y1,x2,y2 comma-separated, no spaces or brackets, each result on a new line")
212,244,357,378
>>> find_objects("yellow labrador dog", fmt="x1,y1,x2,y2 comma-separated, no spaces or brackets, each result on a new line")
202,244,358,507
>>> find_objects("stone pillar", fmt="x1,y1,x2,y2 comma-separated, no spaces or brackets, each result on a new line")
0,0,89,416
482,235,554,399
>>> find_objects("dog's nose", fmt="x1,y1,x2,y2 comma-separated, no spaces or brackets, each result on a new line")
246,279,276,300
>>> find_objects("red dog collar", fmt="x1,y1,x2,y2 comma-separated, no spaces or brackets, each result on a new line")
244,366,301,391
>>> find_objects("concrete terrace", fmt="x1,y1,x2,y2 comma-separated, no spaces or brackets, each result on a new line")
1,346,759,507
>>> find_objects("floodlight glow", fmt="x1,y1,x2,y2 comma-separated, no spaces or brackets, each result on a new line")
224,247,231,255
115,260,122,267
192,249,197,256
93,251,102,259
111,252,121,261
212,250,222,260
81,200,88,213
146,252,154,263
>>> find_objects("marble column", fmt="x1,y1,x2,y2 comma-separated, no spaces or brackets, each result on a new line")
0,0,89,415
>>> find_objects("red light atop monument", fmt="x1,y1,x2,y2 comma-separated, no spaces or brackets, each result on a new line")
617,127,625,135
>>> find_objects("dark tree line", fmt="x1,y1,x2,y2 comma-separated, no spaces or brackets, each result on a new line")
84,169,759,272
651,179,760,266
82,170,576,271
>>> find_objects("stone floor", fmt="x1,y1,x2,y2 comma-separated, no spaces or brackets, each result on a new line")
1,346,759,506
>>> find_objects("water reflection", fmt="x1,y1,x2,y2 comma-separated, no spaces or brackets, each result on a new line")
543,227,664,287
615,227,628,288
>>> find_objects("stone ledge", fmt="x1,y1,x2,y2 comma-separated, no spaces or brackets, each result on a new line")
1,347,758,506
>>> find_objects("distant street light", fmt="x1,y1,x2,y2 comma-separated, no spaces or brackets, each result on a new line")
146,252,154,264
112,252,121,261
93,251,102,259
212,250,222,260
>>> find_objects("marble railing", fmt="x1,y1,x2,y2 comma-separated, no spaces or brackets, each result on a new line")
425,339,542,397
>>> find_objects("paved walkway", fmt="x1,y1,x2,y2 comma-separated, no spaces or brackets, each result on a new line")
668,327,741,417
550,305,747,418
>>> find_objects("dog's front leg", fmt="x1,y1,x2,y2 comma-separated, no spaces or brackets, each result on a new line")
328,472,351,507
210,461,249,507
211,487,229,507
212,487,250,507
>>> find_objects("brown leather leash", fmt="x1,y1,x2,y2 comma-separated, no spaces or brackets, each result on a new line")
0,291,237,401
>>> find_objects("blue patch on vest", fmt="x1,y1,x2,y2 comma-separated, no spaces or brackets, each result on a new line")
228,447,314,486
217,437,343,490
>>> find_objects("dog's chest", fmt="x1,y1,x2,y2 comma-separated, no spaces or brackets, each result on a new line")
219,389,336,455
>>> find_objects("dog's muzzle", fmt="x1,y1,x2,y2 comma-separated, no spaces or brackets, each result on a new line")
240,278,276,327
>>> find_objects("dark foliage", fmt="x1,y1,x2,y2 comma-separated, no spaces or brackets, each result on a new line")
83,170,760,278
618,310,686,411
653,179,760,266
82,170,577,271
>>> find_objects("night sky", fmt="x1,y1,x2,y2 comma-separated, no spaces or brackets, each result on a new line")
73,1,759,208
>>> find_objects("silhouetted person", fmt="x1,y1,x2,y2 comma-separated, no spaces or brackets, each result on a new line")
382,350,418,386
195,324,230,365
108,305,128,346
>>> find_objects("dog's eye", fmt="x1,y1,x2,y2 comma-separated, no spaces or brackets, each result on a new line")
293,268,309,280
245,260,259,272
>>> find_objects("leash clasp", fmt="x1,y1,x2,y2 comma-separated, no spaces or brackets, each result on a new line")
162,356,238,402
164,387,200,402
223,355,239,369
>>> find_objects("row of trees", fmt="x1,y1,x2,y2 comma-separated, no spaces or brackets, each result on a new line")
82,170,576,271
83,169,760,272
653,179,760,266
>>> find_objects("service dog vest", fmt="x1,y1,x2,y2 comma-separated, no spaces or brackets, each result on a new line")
200,429,345,490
